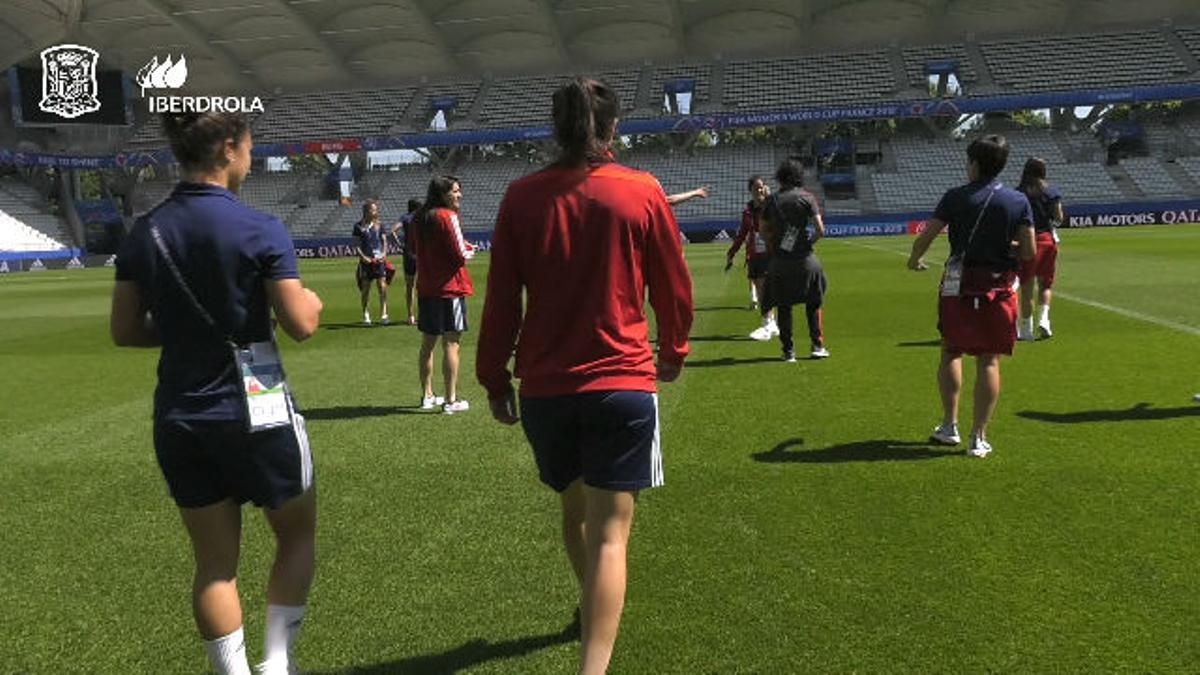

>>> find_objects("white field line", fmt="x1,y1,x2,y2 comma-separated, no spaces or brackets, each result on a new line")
834,238,1200,337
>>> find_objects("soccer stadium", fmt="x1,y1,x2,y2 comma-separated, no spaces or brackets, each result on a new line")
1,0,1198,672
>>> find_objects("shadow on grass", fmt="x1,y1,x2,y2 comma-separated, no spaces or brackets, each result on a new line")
303,405,427,420
1016,402,1200,424
686,356,785,368
753,438,960,463
321,321,413,331
694,304,753,312
309,624,578,674
688,334,755,343
896,339,943,348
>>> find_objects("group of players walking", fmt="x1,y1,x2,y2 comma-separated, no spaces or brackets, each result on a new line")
109,73,1085,675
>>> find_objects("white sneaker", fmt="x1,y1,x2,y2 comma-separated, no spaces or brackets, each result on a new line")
362,311,372,325
766,321,780,337
421,395,445,410
966,436,992,458
380,314,390,325
1017,327,1034,341
255,659,297,675
929,423,960,445
810,345,830,359
1038,321,1053,339
782,351,797,363
749,326,772,341
1193,393,1200,404
443,399,470,414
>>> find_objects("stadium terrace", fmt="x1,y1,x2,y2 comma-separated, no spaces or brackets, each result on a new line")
147,96,265,114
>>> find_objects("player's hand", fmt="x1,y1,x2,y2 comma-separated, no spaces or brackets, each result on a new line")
656,359,683,382
488,391,519,425
907,257,928,271
304,288,323,314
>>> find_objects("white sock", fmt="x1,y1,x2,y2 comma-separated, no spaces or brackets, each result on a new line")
203,627,252,675
262,604,306,671
750,285,758,303
1038,305,1050,325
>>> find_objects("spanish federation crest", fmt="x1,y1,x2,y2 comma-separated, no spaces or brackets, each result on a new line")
39,44,101,119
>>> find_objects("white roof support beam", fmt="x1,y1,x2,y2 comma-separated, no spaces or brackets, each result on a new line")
137,0,266,92
262,0,355,81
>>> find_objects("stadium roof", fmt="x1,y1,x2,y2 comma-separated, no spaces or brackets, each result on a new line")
1,0,1197,94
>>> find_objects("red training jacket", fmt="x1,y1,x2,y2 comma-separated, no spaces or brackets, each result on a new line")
727,202,771,261
415,208,473,298
476,162,694,399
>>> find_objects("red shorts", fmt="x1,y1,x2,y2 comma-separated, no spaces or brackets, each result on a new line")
1018,232,1057,288
938,293,1018,356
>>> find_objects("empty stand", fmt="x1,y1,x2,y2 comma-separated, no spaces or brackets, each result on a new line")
982,30,1189,93
1121,157,1187,198
478,69,640,129
253,88,415,143
723,50,896,111
0,178,70,245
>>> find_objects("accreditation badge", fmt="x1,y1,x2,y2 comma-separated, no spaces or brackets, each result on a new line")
232,340,293,432
940,254,963,297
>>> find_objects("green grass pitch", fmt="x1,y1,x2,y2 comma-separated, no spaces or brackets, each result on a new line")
1,224,1197,673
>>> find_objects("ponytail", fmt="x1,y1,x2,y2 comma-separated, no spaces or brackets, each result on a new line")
552,76,620,167
1019,157,1048,196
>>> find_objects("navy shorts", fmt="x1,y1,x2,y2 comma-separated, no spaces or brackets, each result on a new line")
519,391,662,492
418,296,468,335
403,254,417,277
746,257,769,280
154,413,314,510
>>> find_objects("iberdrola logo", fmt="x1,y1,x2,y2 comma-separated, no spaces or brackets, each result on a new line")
134,52,263,114
135,55,188,96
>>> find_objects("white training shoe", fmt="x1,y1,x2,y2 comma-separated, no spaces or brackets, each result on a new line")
255,659,298,675
1193,393,1200,404
966,436,992,458
766,321,780,337
1038,321,1053,339
421,395,445,410
810,345,830,359
380,314,390,325
749,326,773,341
362,311,372,325
1017,327,1035,342
929,423,961,445
782,351,797,363
443,399,470,414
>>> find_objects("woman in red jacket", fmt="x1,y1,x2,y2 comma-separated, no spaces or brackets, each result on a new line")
415,175,474,413
477,76,693,675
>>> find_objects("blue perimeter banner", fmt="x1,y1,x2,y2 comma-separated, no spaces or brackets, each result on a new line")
3,200,1198,269
3,82,1200,168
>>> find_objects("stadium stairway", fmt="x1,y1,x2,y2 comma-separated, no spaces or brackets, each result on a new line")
1104,163,1145,201
963,37,997,89
708,60,726,112
1163,23,1200,73
1161,158,1200,196
855,165,880,214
